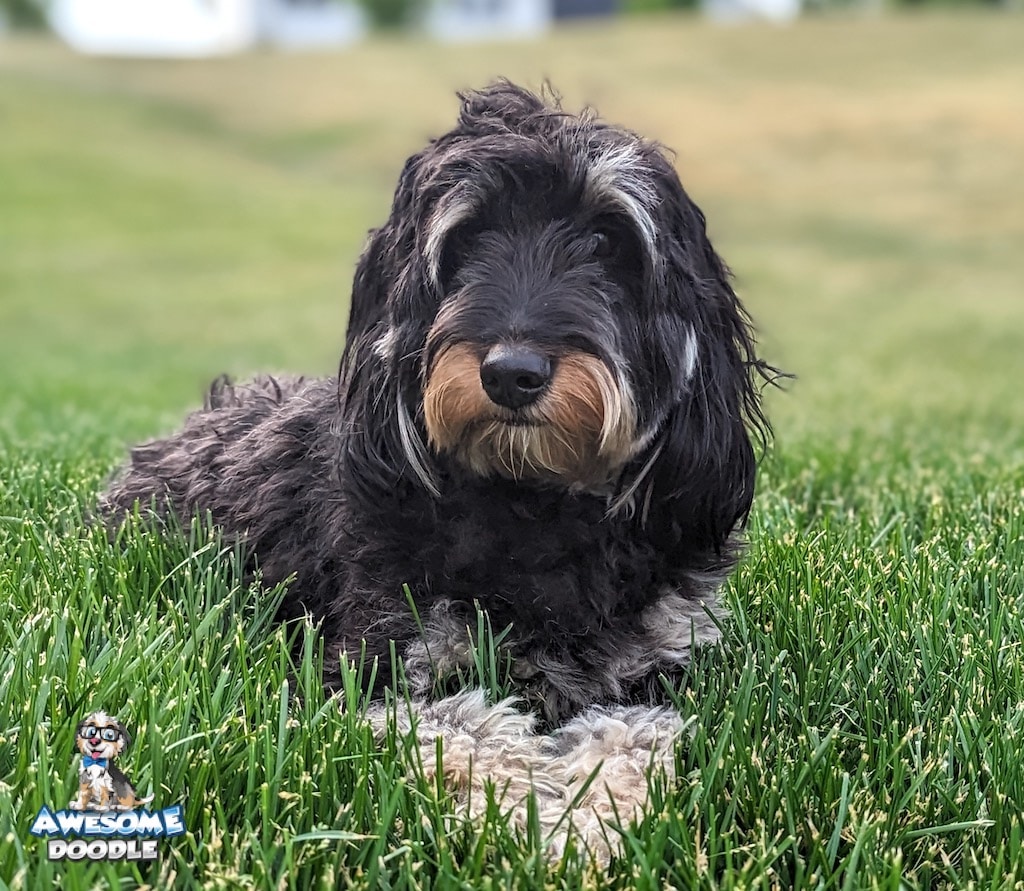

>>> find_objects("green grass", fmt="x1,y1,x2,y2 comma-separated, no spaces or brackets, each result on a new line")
2,10,1024,889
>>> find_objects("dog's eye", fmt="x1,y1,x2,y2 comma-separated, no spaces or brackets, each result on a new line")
591,231,614,259
101,729,119,742
438,222,482,290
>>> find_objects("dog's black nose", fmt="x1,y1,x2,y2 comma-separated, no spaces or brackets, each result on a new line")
480,345,552,410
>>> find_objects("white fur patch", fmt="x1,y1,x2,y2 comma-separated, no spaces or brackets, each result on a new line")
585,145,659,260
373,326,400,364
367,689,688,862
637,591,723,666
397,399,441,498
682,324,699,381
425,187,479,287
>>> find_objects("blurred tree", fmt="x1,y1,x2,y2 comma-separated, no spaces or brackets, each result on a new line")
360,0,422,27
622,0,695,11
0,0,47,27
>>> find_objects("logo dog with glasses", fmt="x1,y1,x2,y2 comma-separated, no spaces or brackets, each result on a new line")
70,711,153,812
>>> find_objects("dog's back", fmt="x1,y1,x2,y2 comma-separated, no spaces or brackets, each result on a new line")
203,374,309,411
102,373,318,522
101,374,342,619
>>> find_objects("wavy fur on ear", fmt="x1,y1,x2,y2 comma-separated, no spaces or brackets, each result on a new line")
620,152,777,557
338,154,437,499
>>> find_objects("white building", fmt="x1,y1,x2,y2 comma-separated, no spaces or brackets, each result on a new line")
701,0,801,22
48,0,366,56
424,0,550,41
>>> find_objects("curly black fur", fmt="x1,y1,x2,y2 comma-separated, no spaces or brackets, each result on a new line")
103,82,776,724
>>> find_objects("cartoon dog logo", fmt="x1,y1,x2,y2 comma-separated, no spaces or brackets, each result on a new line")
70,711,153,812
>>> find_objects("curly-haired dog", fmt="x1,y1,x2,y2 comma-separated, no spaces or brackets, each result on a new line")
103,82,775,856
70,711,153,812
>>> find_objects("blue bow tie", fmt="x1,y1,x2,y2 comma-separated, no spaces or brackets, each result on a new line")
82,755,108,769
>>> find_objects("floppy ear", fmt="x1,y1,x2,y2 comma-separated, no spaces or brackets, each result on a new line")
74,719,87,748
638,177,773,559
337,150,442,503
337,324,438,505
344,152,425,343
115,721,132,752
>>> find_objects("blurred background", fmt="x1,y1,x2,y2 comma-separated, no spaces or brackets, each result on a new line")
1,0,1022,461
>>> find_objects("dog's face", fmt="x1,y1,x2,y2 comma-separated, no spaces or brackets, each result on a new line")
75,711,129,761
420,153,668,488
342,83,773,550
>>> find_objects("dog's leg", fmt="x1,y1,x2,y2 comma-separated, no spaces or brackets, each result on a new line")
70,779,90,811
541,704,688,861
95,774,114,812
100,375,322,526
368,693,687,862
366,691,569,833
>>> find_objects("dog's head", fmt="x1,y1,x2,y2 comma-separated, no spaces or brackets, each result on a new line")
341,82,775,551
75,711,130,761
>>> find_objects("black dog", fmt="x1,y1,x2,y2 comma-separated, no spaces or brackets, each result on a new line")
103,83,773,805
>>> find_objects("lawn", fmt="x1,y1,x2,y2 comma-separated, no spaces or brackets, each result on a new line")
1,10,1023,889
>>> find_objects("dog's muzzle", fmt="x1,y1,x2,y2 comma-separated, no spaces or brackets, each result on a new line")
479,345,552,410
422,340,640,486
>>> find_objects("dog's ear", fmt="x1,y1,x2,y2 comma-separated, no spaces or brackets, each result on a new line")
345,152,426,343
114,720,131,753
338,151,442,502
337,325,439,503
346,227,389,343
635,167,773,558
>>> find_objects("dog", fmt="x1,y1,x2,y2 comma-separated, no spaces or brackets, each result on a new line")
70,711,153,812
102,81,775,856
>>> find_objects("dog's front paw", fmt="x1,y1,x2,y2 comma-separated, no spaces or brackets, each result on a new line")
368,690,569,820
